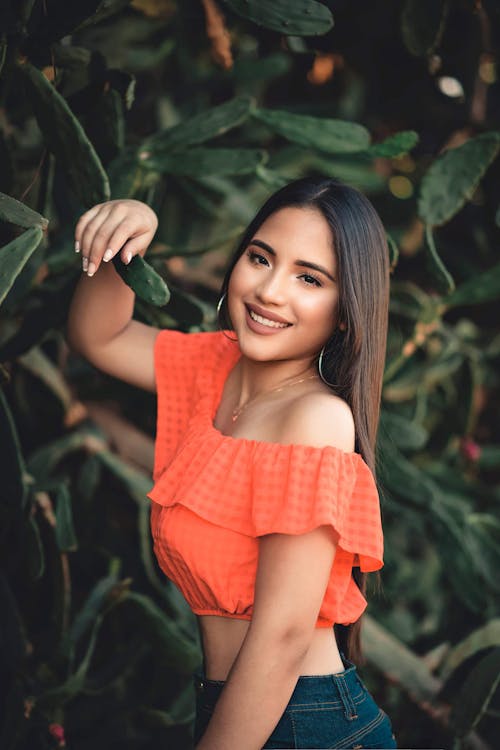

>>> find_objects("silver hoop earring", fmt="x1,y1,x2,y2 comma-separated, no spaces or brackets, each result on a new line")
216,292,226,316
216,292,238,342
318,345,332,386
318,333,344,388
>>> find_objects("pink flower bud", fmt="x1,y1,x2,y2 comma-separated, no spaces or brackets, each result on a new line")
460,437,481,462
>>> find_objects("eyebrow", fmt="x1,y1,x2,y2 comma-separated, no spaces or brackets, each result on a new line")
248,239,336,282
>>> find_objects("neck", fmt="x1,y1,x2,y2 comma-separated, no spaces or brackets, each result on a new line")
233,354,317,404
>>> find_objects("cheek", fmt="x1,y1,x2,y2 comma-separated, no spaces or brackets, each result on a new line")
297,293,338,324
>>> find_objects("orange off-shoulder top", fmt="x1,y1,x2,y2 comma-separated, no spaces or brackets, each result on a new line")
147,329,384,628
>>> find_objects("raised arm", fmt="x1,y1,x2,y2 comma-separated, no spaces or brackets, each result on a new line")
66,199,160,392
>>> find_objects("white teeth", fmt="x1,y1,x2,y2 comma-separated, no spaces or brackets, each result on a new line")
248,308,289,328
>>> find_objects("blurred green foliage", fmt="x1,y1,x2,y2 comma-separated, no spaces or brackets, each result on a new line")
1,1,499,748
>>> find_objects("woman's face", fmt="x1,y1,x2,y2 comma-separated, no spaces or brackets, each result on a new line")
227,206,341,364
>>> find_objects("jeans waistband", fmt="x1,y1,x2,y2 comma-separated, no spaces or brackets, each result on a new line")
193,653,363,720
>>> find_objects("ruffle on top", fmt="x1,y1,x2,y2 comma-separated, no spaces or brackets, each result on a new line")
148,328,384,574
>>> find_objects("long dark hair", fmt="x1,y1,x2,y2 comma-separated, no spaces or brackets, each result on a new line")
217,177,390,663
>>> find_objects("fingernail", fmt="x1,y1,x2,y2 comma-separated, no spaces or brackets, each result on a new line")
103,248,113,262
82,257,88,272
125,251,132,264
87,262,96,277
75,241,80,253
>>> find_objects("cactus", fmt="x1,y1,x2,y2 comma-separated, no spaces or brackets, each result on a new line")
0,192,48,230
16,62,110,208
443,261,500,309
0,226,43,306
143,95,253,155
365,130,419,158
112,253,171,306
140,146,267,176
252,107,371,153
222,0,333,36
418,131,500,226
1,2,499,747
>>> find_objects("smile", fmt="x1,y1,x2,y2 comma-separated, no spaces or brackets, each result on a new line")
248,308,290,328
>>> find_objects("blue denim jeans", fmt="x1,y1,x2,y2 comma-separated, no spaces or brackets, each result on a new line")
193,654,397,749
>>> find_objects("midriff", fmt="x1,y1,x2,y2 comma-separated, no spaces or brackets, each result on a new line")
198,615,345,681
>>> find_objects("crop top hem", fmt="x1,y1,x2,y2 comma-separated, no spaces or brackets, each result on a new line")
192,607,336,628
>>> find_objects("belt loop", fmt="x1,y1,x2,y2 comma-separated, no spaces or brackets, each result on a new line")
333,673,358,720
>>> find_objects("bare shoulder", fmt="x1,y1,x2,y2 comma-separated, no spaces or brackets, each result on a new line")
280,388,356,452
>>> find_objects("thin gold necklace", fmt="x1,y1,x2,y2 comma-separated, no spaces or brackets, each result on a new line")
231,373,317,422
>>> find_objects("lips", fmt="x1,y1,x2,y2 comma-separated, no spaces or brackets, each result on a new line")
245,303,291,325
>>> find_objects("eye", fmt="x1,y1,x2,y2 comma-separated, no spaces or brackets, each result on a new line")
246,250,269,266
299,273,322,287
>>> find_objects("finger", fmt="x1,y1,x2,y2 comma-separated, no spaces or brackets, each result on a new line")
81,208,128,275
80,213,114,274
85,208,130,274
105,220,147,264
74,204,102,252
119,236,151,265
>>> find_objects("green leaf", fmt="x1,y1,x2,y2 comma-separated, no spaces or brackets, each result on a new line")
424,225,455,294
252,108,371,154
231,52,292,85
25,516,45,581
362,615,442,703
222,0,334,36
0,390,30,516
441,619,500,680
0,193,48,230
449,647,500,737
18,346,73,412
37,611,105,710
401,0,449,56
143,96,252,155
141,147,266,176
65,575,126,657
17,62,110,208
112,254,170,306
443,261,500,309
309,156,386,192
138,682,195,726
96,448,152,502
380,411,429,451
123,592,200,673
54,484,77,552
418,132,500,226
27,428,104,483
386,232,399,268
364,130,419,158
0,226,43,307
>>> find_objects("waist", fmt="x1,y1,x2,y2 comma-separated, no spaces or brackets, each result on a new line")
194,652,359,703
197,614,345,681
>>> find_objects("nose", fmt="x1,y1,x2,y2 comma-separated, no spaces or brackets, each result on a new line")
255,270,288,306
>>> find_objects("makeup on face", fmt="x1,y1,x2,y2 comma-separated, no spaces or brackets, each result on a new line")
227,206,340,361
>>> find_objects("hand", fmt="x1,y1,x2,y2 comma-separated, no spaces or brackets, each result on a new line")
75,199,159,277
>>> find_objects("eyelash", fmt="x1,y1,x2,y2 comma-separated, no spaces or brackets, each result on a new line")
245,250,322,287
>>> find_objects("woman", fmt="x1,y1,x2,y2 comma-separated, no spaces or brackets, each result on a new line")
67,177,396,749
